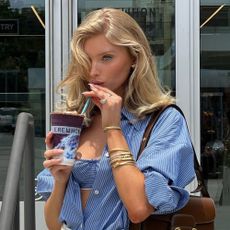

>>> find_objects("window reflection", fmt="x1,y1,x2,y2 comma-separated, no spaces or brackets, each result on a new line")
0,0,45,200
200,2,230,212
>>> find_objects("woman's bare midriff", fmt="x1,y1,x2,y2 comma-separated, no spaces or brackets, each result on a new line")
81,189,91,209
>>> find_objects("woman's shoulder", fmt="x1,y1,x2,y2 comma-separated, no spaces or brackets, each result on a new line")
150,104,185,124
144,104,188,140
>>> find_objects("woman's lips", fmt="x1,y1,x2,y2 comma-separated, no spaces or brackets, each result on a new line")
90,81,104,86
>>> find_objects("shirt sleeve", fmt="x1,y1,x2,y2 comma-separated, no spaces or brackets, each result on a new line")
136,107,196,214
36,168,54,200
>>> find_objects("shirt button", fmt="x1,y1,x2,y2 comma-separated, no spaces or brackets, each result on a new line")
105,152,109,157
80,224,83,228
94,189,100,195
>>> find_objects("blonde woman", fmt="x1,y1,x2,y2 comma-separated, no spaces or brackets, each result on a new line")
37,8,195,230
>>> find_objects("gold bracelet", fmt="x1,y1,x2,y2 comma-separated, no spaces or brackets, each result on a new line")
110,152,133,160
111,161,136,169
110,152,132,160
109,148,130,154
104,126,121,132
110,156,134,165
108,151,125,159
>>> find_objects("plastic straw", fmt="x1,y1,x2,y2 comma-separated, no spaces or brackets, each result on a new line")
81,97,91,114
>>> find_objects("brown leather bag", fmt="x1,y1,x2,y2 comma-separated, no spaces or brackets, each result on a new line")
129,104,216,230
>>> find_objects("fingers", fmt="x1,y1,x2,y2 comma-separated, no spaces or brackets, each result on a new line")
45,131,54,149
82,84,113,98
89,83,114,99
49,165,72,175
83,84,121,107
44,148,64,160
43,158,62,169
43,148,64,168
82,83,122,127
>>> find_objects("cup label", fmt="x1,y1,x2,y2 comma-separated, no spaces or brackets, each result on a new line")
51,126,81,135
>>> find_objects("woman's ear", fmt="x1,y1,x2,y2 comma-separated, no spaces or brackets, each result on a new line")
131,56,137,68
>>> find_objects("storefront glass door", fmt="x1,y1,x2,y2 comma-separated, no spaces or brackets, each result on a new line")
200,1,230,229
0,0,45,200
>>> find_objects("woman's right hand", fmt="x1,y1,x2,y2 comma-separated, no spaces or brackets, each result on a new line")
43,132,72,184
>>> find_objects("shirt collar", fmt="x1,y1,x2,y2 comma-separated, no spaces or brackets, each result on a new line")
121,107,145,131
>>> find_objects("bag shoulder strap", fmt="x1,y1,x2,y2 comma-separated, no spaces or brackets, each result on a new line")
137,104,210,197
137,107,165,158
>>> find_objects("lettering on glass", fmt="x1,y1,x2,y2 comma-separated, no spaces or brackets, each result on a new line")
0,19,19,34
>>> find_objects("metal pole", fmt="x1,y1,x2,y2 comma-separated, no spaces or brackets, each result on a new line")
0,113,35,230
12,190,20,230
24,117,35,230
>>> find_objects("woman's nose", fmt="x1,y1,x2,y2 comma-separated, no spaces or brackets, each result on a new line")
90,62,99,77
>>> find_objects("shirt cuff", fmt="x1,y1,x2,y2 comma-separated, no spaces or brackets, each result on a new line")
144,170,190,214
36,169,54,200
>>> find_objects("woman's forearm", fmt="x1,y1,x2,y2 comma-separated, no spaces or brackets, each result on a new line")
106,130,154,222
44,181,67,230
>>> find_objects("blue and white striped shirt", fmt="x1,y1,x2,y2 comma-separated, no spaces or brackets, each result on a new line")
36,106,195,230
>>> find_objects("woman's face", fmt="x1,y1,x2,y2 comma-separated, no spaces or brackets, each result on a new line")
84,34,134,96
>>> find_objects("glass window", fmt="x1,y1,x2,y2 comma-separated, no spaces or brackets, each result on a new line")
200,1,230,229
78,0,175,94
0,0,45,200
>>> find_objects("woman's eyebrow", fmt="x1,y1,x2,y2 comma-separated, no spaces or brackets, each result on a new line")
85,49,117,58
96,50,116,56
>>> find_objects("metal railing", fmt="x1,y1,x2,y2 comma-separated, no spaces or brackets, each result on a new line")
0,112,36,230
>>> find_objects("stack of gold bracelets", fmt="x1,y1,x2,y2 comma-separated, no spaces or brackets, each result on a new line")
104,126,136,169
109,149,136,168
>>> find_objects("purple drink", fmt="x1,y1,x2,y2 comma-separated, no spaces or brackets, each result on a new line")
50,112,84,166
51,112,84,146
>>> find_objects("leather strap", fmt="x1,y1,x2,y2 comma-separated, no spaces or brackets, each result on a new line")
136,107,164,158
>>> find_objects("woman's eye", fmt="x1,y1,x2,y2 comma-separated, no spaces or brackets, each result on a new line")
102,55,113,62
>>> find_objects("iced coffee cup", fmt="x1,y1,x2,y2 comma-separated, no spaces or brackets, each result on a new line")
50,112,85,166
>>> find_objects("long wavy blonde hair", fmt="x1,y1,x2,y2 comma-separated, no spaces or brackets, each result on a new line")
58,8,174,119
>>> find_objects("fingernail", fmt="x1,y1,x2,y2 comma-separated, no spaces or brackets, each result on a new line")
88,83,97,90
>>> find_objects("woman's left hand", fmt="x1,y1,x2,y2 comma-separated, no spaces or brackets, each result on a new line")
82,83,122,128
